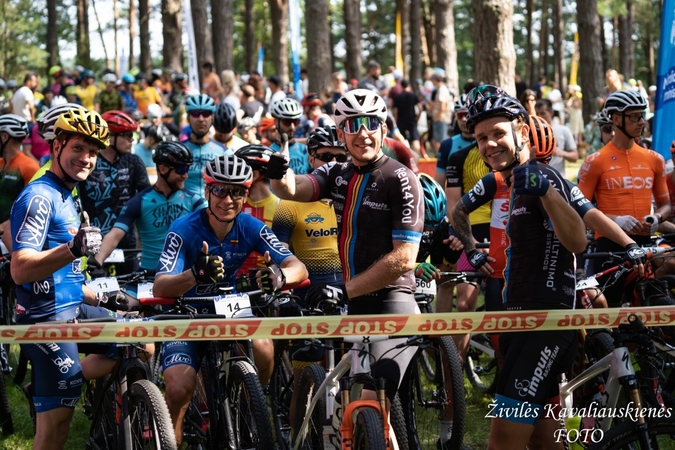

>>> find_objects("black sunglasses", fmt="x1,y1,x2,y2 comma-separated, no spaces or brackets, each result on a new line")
208,185,248,200
314,153,349,163
600,125,614,134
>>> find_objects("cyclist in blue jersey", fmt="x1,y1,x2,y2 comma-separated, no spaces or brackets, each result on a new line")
268,89,424,405
182,93,228,195
95,141,205,272
269,97,312,175
435,94,475,186
79,110,150,275
153,154,308,445
9,109,126,450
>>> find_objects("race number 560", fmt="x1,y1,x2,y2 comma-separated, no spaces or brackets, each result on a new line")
553,428,603,446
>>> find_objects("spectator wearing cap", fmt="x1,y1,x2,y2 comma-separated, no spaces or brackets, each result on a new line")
201,62,221,99
135,73,169,117
296,93,333,142
348,78,359,90
11,73,38,124
96,73,124,113
258,116,277,147
75,69,99,110
238,118,260,145
358,60,386,93
268,75,286,105
119,73,139,112
240,84,265,121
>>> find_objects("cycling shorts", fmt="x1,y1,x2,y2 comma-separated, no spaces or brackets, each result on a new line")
484,277,504,312
349,289,420,400
493,330,577,425
22,342,83,413
455,223,490,272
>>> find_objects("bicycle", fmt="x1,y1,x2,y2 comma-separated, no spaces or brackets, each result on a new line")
0,242,13,436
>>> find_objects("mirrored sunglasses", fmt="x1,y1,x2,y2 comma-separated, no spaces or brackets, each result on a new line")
208,185,248,200
342,116,382,134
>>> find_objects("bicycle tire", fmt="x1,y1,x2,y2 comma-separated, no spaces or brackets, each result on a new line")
293,363,326,450
586,417,675,450
201,348,227,450
400,336,466,450
269,339,293,450
0,370,13,436
13,347,28,385
87,377,118,450
352,408,387,450
389,393,409,450
227,360,275,450
128,379,178,450
464,333,498,394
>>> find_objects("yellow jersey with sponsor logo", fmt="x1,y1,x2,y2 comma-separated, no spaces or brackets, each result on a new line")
238,193,279,274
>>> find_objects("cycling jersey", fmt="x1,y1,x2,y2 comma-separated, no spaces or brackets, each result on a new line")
10,171,84,323
446,145,491,225
0,152,39,223
184,140,229,195
80,153,150,249
156,208,293,296
578,142,668,238
436,134,475,177
270,141,311,175
307,155,423,293
114,186,206,270
238,194,279,275
212,134,249,152
382,137,418,173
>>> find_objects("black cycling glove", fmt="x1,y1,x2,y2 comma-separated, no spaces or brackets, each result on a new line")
466,249,489,270
97,290,129,311
86,256,107,279
306,284,348,312
191,251,224,284
68,212,102,258
624,243,646,267
257,264,286,294
267,153,290,180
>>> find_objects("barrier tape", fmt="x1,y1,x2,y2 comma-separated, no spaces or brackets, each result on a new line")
2,306,674,344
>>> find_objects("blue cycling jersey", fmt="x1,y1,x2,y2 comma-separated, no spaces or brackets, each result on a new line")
156,209,293,296
184,140,230,196
270,141,311,175
115,186,206,270
436,134,475,175
10,171,84,323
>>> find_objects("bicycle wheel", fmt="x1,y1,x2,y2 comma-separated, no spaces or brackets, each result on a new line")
0,370,13,436
128,379,177,450
87,377,118,450
269,340,293,450
293,363,326,450
586,417,675,449
352,408,387,450
400,336,466,450
227,360,275,450
201,349,227,450
147,343,164,388
464,333,498,394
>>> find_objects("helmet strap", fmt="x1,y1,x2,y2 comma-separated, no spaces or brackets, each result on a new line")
616,113,640,140
207,191,236,224
55,137,80,185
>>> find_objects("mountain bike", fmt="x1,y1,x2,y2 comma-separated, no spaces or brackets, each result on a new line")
0,242,13,436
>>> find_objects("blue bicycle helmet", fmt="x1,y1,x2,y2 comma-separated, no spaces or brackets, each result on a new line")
419,173,447,229
122,73,135,84
185,94,216,113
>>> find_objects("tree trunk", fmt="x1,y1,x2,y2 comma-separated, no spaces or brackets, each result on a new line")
526,0,535,85
162,0,183,73
47,0,58,68
397,0,410,77
129,0,136,70
410,0,422,82
192,0,213,83
618,0,634,79
538,0,549,79
552,0,566,92
577,0,604,121
270,0,289,85
434,0,458,95
343,0,362,81
244,0,255,74
472,0,516,95
600,15,609,74
611,15,618,70
212,0,234,73
422,0,435,67
645,31,655,86
304,0,331,95
139,0,151,76
76,0,91,68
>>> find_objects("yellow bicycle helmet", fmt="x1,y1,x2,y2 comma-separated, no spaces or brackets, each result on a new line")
54,108,110,149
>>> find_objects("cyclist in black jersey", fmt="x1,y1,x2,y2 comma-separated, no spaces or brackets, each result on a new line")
459,85,587,450
267,89,423,404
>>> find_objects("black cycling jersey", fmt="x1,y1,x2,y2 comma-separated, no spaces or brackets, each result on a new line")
416,220,461,266
80,153,150,249
308,155,424,296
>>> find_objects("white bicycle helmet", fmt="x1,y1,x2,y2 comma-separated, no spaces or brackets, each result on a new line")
102,73,117,84
203,154,253,188
37,103,87,141
333,89,388,129
594,111,613,126
269,97,302,120
603,90,648,116
454,94,469,112
0,114,29,138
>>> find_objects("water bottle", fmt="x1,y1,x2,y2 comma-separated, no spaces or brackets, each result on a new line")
564,415,584,450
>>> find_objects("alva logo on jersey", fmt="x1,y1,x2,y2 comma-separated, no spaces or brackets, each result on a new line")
16,195,52,247
158,232,183,273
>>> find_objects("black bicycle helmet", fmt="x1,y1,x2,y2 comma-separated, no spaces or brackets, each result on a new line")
306,125,344,154
465,85,528,134
214,102,237,134
235,144,275,173
153,141,194,168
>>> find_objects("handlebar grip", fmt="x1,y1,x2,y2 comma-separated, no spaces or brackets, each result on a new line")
628,314,647,333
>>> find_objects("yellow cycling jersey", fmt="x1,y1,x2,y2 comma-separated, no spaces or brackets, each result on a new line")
272,199,342,275
239,193,280,274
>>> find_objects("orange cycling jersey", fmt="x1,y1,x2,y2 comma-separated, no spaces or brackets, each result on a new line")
578,142,668,238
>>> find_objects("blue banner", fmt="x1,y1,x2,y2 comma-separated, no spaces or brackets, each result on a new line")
257,46,264,76
289,0,303,99
653,0,675,159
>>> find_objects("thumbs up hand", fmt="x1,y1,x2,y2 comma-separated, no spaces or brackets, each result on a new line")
67,211,102,258
267,133,291,180
512,160,550,197
190,241,224,284
256,251,286,294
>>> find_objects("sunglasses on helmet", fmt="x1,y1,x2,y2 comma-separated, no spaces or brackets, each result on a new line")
208,185,248,200
342,116,382,134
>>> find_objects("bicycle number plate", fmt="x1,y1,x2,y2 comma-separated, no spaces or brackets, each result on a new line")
575,277,599,290
415,278,436,295
214,293,253,318
137,282,154,299
104,249,125,264
86,277,120,293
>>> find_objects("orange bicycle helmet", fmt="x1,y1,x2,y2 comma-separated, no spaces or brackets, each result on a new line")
258,116,276,133
54,108,110,149
529,115,557,163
